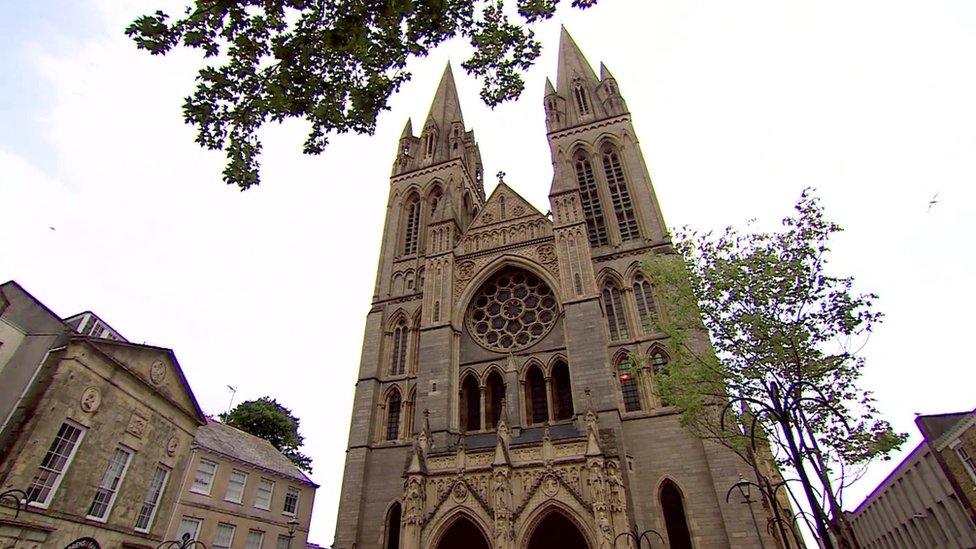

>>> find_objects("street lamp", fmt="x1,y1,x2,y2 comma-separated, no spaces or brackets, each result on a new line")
613,525,667,548
0,489,28,519
156,533,206,549
286,518,300,548
726,475,766,549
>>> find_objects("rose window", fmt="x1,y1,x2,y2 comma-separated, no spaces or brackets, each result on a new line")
466,268,559,351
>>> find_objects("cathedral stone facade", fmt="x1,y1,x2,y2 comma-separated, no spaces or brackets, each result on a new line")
333,29,779,549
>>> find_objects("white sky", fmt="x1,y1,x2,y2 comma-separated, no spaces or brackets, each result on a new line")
2,0,975,544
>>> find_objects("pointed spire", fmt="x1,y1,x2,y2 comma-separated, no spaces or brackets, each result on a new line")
400,117,414,138
544,77,556,96
555,26,600,98
599,62,614,81
424,63,465,128
406,441,427,474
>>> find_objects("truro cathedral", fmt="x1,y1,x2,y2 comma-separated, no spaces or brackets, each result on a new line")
333,29,780,549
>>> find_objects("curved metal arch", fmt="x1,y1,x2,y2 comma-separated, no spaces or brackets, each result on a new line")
425,506,493,549
516,500,598,549
451,254,562,328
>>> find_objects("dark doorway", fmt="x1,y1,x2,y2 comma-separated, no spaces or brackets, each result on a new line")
550,360,574,420
526,511,589,549
385,502,401,549
486,371,505,429
661,480,693,549
436,516,490,549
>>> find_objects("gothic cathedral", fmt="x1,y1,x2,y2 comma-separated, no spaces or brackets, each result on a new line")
334,29,779,549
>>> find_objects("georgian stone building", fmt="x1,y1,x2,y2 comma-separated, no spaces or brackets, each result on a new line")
333,29,780,549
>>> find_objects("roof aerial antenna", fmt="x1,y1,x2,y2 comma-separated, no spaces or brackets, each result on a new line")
226,385,238,415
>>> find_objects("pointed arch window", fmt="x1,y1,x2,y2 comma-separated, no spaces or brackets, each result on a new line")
573,83,590,116
525,364,549,425
485,372,505,430
602,283,629,341
617,354,641,412
574,152,609,247
551,360,574,420
386,390,402,441
602,145,640,241
660,480,693,549
385,502,402,549
460,374,481,432
391,320,409,375
424,129,436,158
633,276,657,333
403,194,421,255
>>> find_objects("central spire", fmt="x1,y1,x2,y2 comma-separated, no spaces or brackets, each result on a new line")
555,26,600,99
424,64,465,130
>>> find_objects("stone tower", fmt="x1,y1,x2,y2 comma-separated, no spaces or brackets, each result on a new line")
333,29,779,549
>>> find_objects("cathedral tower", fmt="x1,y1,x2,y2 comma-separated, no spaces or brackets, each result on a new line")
334,29,780,549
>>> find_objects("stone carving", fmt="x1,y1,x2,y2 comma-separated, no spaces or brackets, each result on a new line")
452,481,468,502
453,242,560,301
481,211,494,223
606,461,624,512
536,244,556,265
126,412,149,438
542,474,560,497
149,360,166,385
80,387,101,413
166,436,179,456
512,204,526,216
404,476,425,524
456,260,476,280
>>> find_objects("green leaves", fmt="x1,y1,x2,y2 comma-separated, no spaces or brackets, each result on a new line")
220,396,314,473
127,0,594,190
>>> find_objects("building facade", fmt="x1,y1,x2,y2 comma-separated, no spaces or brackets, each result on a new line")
0,335,207,548
846,409,976,548
333,29,780,549
168,419,317,549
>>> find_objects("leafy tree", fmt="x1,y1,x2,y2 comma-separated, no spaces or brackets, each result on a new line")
220,396,313,473
643,190,905,548
126,0,599,190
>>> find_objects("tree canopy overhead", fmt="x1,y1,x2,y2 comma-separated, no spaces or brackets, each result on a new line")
645,190,905,548
220,396,313,473
126,0,598,190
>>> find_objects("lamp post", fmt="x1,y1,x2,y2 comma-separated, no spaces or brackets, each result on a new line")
612,525,667,549
286,518,300,548
0,489,28,519
727,475,766,549
156,533,206,549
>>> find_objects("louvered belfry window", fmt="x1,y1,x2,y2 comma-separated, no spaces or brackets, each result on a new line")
391,321,408,375
575,154,609,247
403,195,421,255
602,146,640,241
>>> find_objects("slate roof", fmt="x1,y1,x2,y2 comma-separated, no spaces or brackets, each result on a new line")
195,418,317,487
916,409,975,446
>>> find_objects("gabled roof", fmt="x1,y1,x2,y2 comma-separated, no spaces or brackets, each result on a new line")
916,408,976,448
195,418,318,487
78,336,207,426
465,181,550,233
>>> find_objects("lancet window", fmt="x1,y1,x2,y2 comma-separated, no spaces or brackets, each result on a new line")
573,83,590,116
402,194,421,255
633,276,657,333
602,283,629,341
551,360,574,420
390,319,409,375
602,145,640,241
617,354,641,412
460,374,481,432
525,364,549,425
385,389,402,441
660,480,693,549
574,152,609,247
485,372,506,429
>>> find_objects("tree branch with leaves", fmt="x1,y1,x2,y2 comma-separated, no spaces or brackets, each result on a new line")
127,0,599,190
644,189,905,548
220,396,314,473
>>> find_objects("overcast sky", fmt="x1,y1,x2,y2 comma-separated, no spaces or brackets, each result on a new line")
2,0,975,544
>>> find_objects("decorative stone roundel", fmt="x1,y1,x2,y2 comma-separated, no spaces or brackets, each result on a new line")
149,360,166,385
80,387,101,413
466,267,558,352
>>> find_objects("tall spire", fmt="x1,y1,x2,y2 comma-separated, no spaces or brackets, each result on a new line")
555,26,600,99
424,63,465,129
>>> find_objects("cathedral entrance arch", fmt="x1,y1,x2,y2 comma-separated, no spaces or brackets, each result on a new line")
524,510,590,549
433,514,490,549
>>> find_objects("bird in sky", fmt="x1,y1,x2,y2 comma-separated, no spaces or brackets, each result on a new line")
49,226,56,231
927,193,939,212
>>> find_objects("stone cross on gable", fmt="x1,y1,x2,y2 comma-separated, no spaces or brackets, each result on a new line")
496,170,506,184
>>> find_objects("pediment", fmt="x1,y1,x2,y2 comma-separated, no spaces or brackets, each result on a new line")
466,182,549,233
83,338,206,424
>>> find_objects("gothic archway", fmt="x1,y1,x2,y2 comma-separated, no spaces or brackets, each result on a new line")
525,511,589,549
385,502,402,549
660,479,693,549
435,514,490,549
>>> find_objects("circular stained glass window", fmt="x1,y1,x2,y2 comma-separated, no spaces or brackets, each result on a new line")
466,268,558,352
